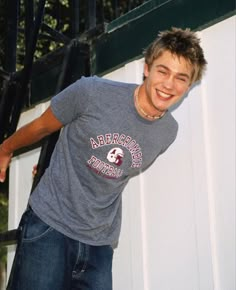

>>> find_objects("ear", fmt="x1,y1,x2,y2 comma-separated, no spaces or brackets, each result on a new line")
144,63,150,78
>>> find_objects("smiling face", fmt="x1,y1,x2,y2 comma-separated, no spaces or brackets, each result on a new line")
140,50,193,116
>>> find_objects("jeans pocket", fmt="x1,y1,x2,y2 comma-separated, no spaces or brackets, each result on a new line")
22,209,53,242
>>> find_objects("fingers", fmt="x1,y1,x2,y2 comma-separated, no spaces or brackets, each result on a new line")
0,146,13,182
32,164,38,177
0,168,6,183
0,164,38,182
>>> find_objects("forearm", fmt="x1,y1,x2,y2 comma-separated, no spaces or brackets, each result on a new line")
0,107,63,154
1,119,49,154
0,107,63,182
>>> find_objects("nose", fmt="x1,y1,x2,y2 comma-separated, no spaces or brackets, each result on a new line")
163,75,175,90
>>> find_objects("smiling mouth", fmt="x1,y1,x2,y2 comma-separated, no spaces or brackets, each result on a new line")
156,89,174,101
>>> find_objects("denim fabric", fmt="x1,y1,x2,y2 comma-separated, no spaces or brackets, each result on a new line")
7,207,114,290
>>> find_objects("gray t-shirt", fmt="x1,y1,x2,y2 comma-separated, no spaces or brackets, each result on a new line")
30,76,178,246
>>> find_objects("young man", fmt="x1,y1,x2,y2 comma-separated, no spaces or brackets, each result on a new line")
0,27,207,290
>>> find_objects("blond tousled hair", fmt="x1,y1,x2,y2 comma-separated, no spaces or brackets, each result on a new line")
144,27,207,84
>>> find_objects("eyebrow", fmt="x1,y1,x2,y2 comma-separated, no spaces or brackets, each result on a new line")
156,64,191,80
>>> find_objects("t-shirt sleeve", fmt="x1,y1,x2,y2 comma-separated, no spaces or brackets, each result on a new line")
160,119,179,154
50,76,92,125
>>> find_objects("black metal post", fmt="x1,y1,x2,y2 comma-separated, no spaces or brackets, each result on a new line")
70,0,80,37
86,0,96,30
4,0,19,72
8,0,46,137
0,0,19,142
113,0,119,19
24,0,34,57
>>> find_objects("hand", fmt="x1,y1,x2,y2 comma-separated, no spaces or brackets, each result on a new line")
0,145,13,182
32,164,38,178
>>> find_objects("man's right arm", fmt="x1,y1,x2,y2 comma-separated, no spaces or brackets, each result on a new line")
0,106,63,182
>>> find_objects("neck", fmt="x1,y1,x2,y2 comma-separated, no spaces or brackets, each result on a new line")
134,85,166,120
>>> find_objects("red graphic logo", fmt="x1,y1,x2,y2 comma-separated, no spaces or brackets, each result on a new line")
106,148,124,166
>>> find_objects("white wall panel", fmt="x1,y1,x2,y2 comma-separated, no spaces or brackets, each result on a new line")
200,16,236,290
106,16,235,290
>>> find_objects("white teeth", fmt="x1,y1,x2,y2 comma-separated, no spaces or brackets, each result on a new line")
157,90,172,98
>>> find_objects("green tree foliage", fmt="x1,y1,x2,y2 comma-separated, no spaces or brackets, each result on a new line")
0,0,145,71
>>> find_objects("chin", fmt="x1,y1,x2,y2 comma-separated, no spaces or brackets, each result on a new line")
154,101,169,112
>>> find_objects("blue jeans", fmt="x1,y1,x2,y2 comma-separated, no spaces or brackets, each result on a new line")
7,207,114,290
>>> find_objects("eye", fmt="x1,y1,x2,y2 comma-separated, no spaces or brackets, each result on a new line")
158,70,167,75
177,77,188,83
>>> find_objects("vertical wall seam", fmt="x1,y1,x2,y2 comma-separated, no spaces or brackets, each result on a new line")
187,97,201,290
201,77,219,290
139,173,150,290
